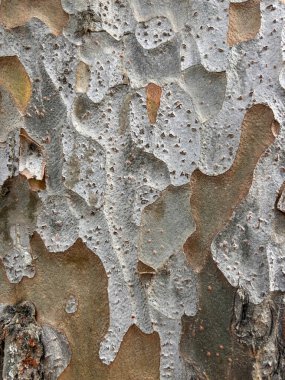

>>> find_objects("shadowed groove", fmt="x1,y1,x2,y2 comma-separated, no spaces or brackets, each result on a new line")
19,129,46,191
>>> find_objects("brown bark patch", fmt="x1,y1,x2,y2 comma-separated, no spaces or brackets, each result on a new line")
228,0,261,46
146,83,162,124
108,325,160,380
75,62,90,94
0,56,31,113
137,260,156,275
26,177,46,191
0,235,161,379
0,234,110,380
184,104,278,272
181,258,254,380
0,0,68,36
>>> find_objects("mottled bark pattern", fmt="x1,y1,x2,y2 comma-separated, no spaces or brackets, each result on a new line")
0,0,284,379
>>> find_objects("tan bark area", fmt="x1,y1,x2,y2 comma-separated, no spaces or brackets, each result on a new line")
0,57,31,114
0,230,160,380
146,83,162,124
0,0,68,36
228,0,261,46
108,325,160,380
0,0,284,379
184,105,278,271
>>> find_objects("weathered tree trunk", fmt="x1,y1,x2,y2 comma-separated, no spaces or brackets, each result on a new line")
0,0,284,379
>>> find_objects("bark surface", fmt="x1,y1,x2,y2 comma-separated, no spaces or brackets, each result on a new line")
0,1,284,379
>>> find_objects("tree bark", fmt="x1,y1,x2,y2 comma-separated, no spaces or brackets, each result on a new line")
0,0,284,379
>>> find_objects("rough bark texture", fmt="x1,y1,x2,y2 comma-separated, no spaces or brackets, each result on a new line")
0,0,284,379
